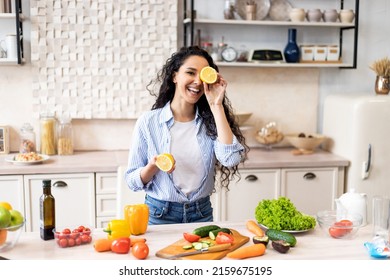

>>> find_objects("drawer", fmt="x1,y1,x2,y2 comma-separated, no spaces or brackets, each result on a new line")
96,194,117,217
95,172,117,194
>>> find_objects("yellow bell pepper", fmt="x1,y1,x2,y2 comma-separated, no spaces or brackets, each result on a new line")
124,204,149,235
103,219,131,240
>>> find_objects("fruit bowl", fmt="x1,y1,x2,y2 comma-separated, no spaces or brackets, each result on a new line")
285,133,326,152
316,210,363,239
53,225,93,248
0,220,25,252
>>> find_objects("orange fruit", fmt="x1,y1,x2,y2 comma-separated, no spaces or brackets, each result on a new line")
200,66,218,84
0,202,12,211
0,229,7,245
155,153,175,172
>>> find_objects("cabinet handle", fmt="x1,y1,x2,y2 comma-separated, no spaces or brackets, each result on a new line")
53,181,68,187
245,175,258,182
303,172,316,180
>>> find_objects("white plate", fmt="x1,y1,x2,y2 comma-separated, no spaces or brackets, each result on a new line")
259,223,313,233
268,0,293,21
235,0,271,20
5,154,50,165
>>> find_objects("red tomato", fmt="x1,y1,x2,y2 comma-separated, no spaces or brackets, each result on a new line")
83,228,91,236
58,238,68,248
329,227,347,238
75,237,82,246
215,232,234,244
183,232,201,243
111,237,130,254
68,238,75,247
62,228,71,234
337,219,353,233
77,225,86,232
132,242,149,259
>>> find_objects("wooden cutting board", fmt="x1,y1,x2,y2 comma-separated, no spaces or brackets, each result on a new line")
155,229,249,260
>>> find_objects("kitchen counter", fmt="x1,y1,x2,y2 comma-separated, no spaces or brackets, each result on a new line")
0,148,349,175
0,221,375,260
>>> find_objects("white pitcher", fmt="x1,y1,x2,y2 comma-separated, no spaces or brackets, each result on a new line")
335,188,367,226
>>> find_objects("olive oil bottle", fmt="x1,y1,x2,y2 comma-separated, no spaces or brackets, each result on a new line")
40,179,55,240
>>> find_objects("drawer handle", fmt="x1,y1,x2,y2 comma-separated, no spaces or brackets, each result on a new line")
303,172,316,180
245,175,258,182
53,181,68,187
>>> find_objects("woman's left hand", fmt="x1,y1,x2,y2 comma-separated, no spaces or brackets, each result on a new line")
203,74,227,106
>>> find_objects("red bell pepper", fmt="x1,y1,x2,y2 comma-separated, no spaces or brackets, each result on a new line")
111,237,130,254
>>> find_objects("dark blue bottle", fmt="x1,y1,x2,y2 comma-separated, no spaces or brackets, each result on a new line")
284,28,300,63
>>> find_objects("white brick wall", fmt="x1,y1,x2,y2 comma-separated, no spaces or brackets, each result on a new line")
30,0,178,119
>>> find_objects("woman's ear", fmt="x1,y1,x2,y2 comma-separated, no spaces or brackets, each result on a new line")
172,72,177,84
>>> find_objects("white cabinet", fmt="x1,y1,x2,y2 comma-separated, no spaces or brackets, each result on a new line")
95,172,117,228
0,175,25,217
23,173,96,232
220,169,280,222
281,167,344,216
220,166,344,222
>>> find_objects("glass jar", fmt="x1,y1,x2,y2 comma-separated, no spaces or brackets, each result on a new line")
57,117,74,155
40,112,57,155
19,123,36,153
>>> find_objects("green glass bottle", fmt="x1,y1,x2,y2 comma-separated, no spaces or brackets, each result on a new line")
40,179,55,240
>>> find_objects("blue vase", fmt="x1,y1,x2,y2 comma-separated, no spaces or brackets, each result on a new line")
284,28,300,63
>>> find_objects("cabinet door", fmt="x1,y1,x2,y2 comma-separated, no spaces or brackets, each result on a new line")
95,172,117,223
281,167,343,216
24,173,96,232
221,169,280,222
0,175,25,218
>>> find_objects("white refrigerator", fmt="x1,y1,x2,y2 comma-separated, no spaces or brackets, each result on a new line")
322,94,390,223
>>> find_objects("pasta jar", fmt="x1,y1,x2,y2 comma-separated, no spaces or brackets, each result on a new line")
40,112,57,155
19,123,36,153
57,117,74,155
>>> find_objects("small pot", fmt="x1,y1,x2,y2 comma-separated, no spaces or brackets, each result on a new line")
306,9,322,22
323,9,339,22
339,9,355,23
289,8,305,22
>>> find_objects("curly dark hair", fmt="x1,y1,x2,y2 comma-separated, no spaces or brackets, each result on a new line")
146,46,249,190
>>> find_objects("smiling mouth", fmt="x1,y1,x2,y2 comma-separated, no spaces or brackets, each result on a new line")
187,86,202,95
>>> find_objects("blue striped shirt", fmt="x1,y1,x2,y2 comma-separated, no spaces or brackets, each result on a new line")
125,102,245,203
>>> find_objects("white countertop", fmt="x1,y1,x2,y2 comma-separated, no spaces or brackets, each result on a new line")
0,221,375,260
0,148,349,175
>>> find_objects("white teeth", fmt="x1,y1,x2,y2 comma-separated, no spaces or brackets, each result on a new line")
188,87,200,94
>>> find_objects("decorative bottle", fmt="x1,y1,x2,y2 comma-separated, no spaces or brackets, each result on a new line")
40,179,55,240
283,28,300,63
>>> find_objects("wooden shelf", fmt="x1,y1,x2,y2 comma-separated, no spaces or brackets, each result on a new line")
216,61,353,68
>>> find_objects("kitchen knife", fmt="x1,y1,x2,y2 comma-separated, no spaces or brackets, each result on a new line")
167,243,231,259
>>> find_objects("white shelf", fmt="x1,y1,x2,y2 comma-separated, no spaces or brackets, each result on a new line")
0,58,24,65
184,18,355,28
216,61,353,68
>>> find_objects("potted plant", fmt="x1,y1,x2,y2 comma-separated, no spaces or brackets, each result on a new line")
370,57,390,94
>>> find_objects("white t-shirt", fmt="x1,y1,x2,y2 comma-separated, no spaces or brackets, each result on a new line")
170,119,204,196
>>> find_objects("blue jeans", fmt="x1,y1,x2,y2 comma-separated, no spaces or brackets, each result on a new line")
145,195,213,225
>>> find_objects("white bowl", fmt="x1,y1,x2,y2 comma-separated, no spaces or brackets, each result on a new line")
235,112,252,126
285,133,326,151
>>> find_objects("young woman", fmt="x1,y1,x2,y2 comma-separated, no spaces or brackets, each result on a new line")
125,46,249,224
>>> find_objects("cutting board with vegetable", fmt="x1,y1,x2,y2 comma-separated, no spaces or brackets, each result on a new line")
155,229,249,260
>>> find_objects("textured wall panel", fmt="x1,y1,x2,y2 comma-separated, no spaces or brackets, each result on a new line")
30,0,177,119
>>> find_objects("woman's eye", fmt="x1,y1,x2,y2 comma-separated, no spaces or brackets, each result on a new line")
187,71,196,76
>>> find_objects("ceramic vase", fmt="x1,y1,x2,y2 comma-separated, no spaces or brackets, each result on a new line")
284,28,300,63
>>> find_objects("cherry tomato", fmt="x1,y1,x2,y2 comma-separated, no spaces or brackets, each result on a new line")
111,237,130,254
215,232,234,244
183,232,201,243
77,225,86,232
58,238,68,248
68,238,75,247
75,237,82,246
83,228,91,236
62,228,71,234
81,234,92,244
132,242,149,260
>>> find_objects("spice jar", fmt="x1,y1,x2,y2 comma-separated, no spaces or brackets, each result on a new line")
19,123,36,153
57,117,74,155
40,112,57,155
